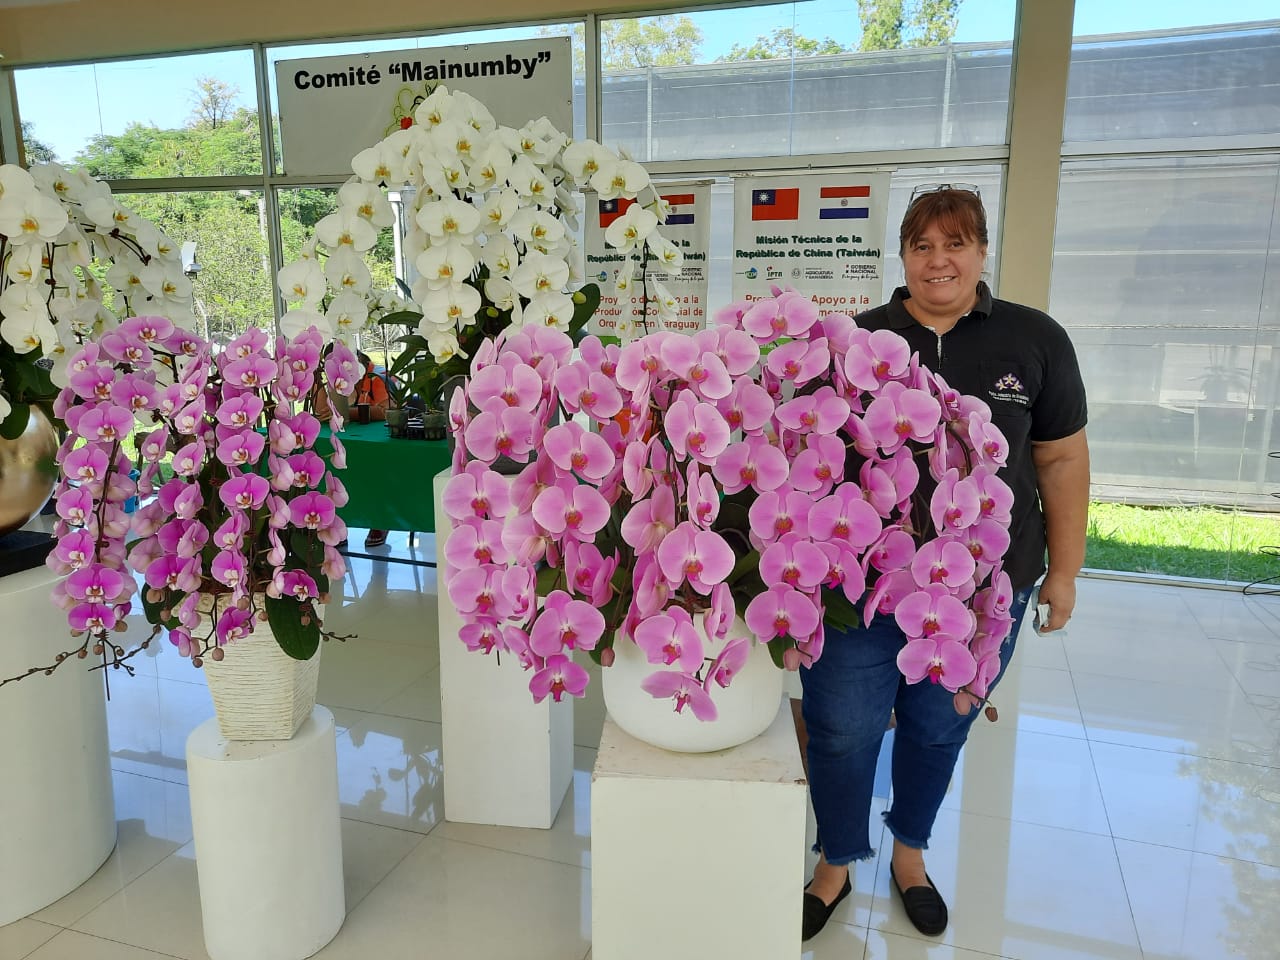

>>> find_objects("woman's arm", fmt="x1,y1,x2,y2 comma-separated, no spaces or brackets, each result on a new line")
1031,427,1090,631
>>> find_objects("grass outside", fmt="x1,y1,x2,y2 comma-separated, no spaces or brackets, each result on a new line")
1086,502,1280,585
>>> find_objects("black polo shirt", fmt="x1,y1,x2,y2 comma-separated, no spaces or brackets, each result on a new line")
853,283,1088,591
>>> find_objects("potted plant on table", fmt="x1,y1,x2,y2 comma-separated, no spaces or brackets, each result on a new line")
8,317,356,739
441,287,1020,753
0,162,194,548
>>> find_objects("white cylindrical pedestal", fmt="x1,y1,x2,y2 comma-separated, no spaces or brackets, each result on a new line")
434,470,573,829
187,706,345,960
0,563,116,927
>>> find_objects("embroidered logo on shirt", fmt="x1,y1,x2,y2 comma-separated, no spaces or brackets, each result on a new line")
990,373,1030,406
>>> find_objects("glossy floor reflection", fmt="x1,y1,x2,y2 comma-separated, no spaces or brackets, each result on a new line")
6,538,1280,959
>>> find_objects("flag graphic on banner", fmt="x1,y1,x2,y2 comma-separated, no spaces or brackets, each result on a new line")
599,197,635,227
751,187,800,221
662,193,696,226
818,185,871,220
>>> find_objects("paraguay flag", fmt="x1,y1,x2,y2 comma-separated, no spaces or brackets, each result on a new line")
751,187,800,221
818,185,871,220
599,197,635,228
662,193,696,226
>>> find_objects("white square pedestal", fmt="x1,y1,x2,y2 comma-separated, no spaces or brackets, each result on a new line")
591,703,807,960
434,470,573,829
186,705,345,960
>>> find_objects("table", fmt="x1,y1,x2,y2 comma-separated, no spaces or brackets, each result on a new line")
314,422,452,534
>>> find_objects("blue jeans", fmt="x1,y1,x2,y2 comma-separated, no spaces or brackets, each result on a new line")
799,588,1033,865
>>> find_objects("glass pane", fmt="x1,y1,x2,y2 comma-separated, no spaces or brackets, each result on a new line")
1066,6,1280,145
1050,155,1280,580
266,23,584,176
15,51,260,177
600,0,1015,162
118,191,274,347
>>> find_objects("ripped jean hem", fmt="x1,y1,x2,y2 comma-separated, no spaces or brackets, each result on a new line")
882,810,930,851
810,839,876,866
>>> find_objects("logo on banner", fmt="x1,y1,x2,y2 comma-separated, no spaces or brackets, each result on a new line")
751,188,800,221
819,185,871,220
599,197,635,227
662,193,696,226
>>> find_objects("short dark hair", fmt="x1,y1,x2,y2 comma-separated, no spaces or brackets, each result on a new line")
899,189,989,256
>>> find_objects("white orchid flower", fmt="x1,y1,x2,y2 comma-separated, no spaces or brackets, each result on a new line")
421,282,482,331
522,291,576,332
481,235,519,278
646,232,685,270
54,222,93,269
590,158,650,201
81,196,141,233
415,240,476,290
478,188,519,231
3,243,45,284
315,208,378,252
338,179,396,228
277,258,327,305
0,164,37,201
616,256,639,293
1,307,58,355
469,141,515,192
324,246,372,295
416,195,481,244
561,139,613,187
449,89,498,136
510,252,570,300
352,140,410,187
281,306,332,340
429,120,483,167
508,156,555,207
0,278,44,317
605,204,659,254
0,189,69,245
29,162,73,201
425,330,465,362
326,291,370,335
483,276,518,313
509,208,566,248
139,263,192,303
650,280,680,321
414,86,456,128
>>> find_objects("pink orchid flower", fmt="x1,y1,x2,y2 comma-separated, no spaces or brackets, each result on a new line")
788,433,845,495
465,406,537,463
554,363,625,420
286,451,326,488
705,637,751,690
741,290,819,342
109,373,157,415
172,484,204,520
810,483,882,552
622,440,655,499
62,446,109,484
897,635,978,691
289,491,337,531
775,388,851,436
863,382,942,454
656,523,734,595
215,430,265,468
615,333,669,394
447,566,511,620
633,607,705,670
171,440,206,477
765,337,831,387
713,436,789,495
640,670,718,721
967,412,1008,466
68,602,119,634
216,394,265,429
144,554,202,592
563,540,617,606
895,583,976,643
703,581,736,641
686,461,720,529
213,513,248,551
139,426,170,463
211,551,248,590
760,535,831,591
748,487,812,543
219,473,270,511
65,564,127,605
633,554,672,618
215,607,255,646
664,393,730,464
707,325,760,376
745,585,820,641
930,468,982,532
864,568,920,622
445,518,510,569
272,569,319,600
56,486,95,526
718,379,775,435
50,529,95,572
529,590,605,656
620,485,677,554
844,327,912,390
443,463,512,522
461,621,505,655
470,359,545,413
222,355,278,389
660,335,732,400
532,482,610,540
544,421,615,481
971,464,1014,524
530,654,590,704
910,538,977,589
957,518,1011,568
815,541,867,603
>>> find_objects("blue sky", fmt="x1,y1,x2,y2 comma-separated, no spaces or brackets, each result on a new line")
15,0,1279,163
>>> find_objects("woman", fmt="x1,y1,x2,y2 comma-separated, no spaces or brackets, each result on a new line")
800,184,1090,939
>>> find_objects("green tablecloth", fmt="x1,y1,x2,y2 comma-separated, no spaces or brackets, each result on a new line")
315,422,452,533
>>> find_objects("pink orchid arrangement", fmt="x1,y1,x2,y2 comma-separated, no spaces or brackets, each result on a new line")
442,287,1017,720
15,316,355,684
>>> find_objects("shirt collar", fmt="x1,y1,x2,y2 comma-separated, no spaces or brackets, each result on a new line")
888,281,993,329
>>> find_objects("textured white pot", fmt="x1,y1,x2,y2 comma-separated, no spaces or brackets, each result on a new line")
601,616,784,753
201,601,322,741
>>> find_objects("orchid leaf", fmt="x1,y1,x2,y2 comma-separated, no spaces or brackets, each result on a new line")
0,402,31,440
265,595,320,660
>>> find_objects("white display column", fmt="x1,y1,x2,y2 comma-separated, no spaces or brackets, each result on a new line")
186,706,345,960
591,701,807,960
0,564,116,926
434,469,573,829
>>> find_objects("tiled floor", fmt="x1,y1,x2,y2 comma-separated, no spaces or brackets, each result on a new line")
6,534,1280,959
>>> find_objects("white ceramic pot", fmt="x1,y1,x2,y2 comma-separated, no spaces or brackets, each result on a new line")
201,599,323,741
601,615,784,753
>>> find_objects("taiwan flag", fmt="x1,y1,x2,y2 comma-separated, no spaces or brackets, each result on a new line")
662,193,696,226
751,187,800,221
818,185,871,220
599,197,635,228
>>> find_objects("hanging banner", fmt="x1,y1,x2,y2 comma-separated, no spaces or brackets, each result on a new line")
731,172,890,315
276,37,573,177
586,181,713,337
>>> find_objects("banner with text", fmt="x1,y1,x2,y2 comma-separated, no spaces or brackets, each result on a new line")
586,181,712,337
276,37,572,177
731,172,890,315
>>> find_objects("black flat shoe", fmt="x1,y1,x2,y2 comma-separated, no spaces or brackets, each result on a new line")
801,871,852,941
890,863,948,936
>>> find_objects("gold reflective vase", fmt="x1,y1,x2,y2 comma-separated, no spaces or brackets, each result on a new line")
0,406,59,538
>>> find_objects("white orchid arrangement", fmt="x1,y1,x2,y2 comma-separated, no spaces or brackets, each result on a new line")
0,162,194,435
276,84,678,404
